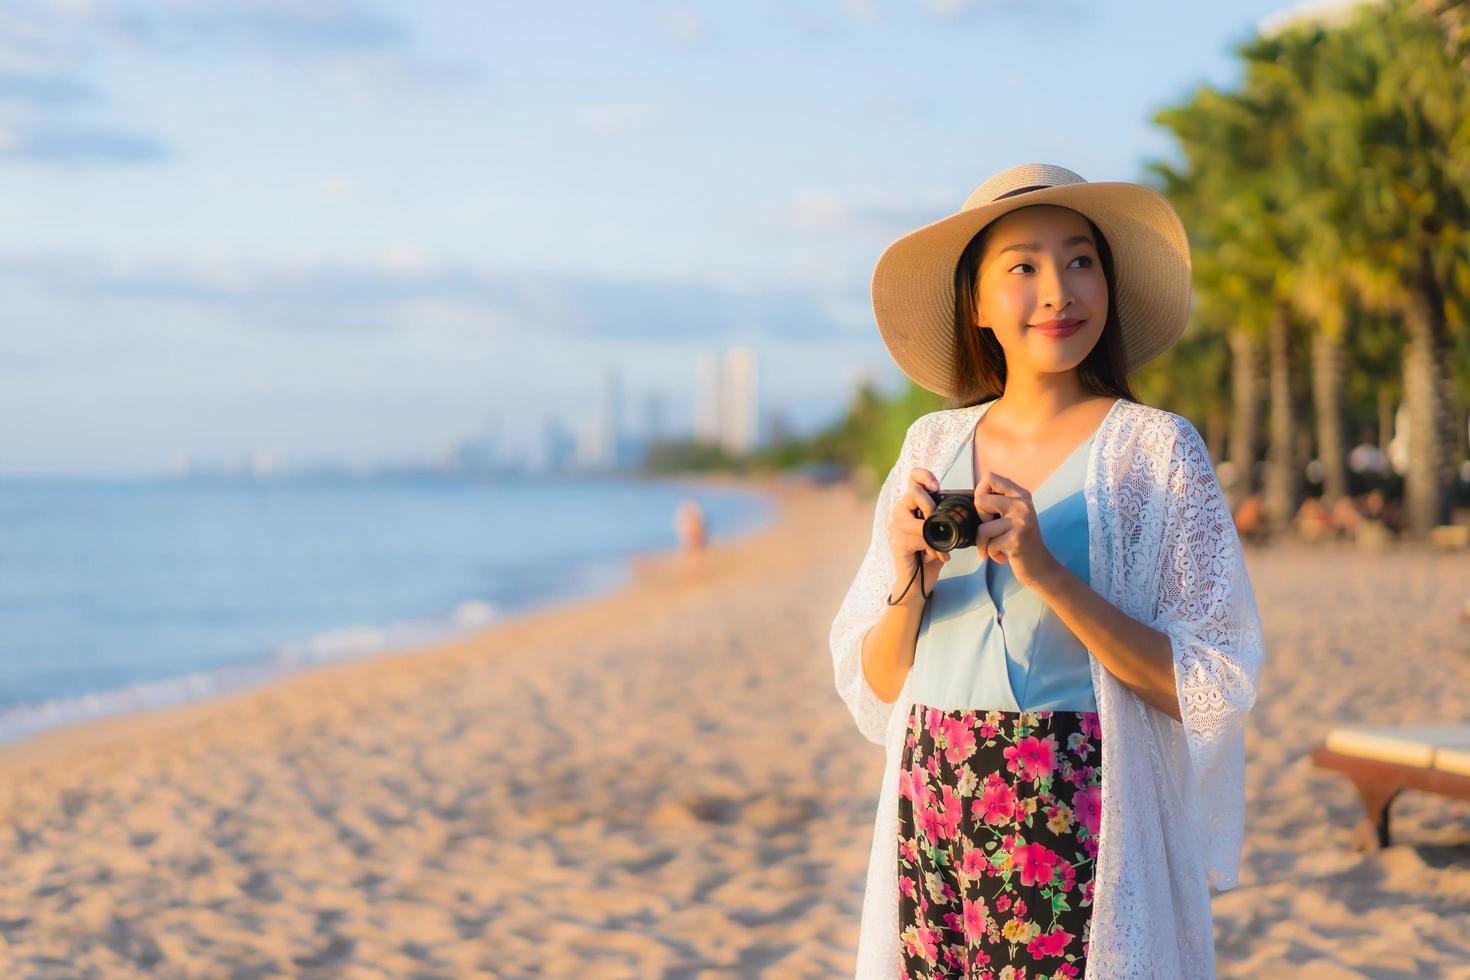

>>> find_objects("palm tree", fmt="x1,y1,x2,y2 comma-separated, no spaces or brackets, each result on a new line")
1304,0,1470,536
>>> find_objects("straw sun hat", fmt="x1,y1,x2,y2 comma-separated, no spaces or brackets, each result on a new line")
871,162,1193,398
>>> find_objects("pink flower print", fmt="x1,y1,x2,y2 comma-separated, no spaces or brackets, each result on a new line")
1012,898,1027,918
1027,927,1073,959
962,897,990,944
898,875,917,900
975,773,1017,825
994,894,1010,914
899,763,931,807
1072,784,1102,837
924,707,946,740
938,785,963,841
958,846,988,879
1003,734,1058,782
917,806,944,844
1012,842,1059,887
939,716,977,763
1080,711,1101,739
1067,731,1095,760
900,838,920,864
1057,964,1080,978
978,720,998,739
900,923,940,964
1054,856,1076,893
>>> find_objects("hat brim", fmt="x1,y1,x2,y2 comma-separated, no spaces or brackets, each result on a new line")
871,181,1193,398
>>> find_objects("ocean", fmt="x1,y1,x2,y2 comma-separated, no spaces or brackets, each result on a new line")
0,474,775,748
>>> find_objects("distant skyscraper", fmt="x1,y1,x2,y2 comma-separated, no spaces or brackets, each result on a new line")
695,353,722,445
643,389,665,444
575,367,621,470
604,366,622,462
720,347,759,455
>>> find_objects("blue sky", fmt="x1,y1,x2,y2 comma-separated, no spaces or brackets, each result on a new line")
1,0,1310,477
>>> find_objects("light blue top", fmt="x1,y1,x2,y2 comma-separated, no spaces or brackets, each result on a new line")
908,421,1099,713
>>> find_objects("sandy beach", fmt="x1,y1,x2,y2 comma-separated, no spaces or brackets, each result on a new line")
1,477,1469,978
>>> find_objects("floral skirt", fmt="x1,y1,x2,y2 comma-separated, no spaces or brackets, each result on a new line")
897,704,1104,980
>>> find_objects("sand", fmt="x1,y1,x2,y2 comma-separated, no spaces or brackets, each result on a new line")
0,477,1468,978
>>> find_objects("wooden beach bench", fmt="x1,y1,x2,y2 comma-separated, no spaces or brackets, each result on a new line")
1311,725,1470,851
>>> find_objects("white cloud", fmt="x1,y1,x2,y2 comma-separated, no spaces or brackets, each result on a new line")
656,3,706,45
762,187,953,236
573,103,658,134
318,174,358,202
837,0,881,24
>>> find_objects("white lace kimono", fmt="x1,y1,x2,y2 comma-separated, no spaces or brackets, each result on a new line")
830,397,1266,978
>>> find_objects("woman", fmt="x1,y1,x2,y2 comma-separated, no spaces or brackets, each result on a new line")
830,163,1267,978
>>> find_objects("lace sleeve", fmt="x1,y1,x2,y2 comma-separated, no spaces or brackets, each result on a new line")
1150,414,1266,887
829,443,909,747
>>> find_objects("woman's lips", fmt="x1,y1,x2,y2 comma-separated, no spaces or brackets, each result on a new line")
1031,317,1085,338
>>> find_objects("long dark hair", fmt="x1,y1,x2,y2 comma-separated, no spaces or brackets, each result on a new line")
948,208,1138,409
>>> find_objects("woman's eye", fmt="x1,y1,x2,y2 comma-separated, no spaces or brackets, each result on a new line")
1007,255,1093,274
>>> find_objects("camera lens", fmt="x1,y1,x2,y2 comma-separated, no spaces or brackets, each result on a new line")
922,494,979,553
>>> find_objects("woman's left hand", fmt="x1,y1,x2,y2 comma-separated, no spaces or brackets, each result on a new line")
973,471,1063,589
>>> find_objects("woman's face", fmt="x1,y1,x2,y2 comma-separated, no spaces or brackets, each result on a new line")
971,204,1109,376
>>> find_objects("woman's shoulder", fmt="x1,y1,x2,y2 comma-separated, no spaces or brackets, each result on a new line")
1106,400,1202,451
901,405,987,459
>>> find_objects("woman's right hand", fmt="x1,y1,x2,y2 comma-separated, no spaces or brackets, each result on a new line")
886,467,950,603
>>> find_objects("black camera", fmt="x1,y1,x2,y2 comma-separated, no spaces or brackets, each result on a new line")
920,489,981,553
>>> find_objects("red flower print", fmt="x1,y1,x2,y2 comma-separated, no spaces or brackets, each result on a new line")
937,785,964,840
975,772,1017,825
995,894,1011,913
1080,711,1101,739
924,707,946,740
899,763,931,807
940,716,977,763
901,923,940,964
917,806,944,843
1012,842,1059,887
1055,856,1076,893
1003,734,1058,782
1027,927,1073,959
1072,784,1102,837
962,897,990,943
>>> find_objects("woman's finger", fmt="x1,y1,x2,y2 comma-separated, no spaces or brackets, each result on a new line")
975,490,1024,518
976,470,1028,498
975,515,1012,558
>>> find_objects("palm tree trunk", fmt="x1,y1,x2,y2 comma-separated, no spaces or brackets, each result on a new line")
1265,301,1300,533
1228,329,1262,509
1401,247,1456,537
1310,325,1349,504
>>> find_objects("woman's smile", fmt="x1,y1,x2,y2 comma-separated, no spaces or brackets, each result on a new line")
1030,317,1085,338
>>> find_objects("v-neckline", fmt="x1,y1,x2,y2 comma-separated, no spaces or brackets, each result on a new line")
969,397,1120,498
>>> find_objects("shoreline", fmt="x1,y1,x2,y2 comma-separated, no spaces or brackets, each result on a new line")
0,470,797,781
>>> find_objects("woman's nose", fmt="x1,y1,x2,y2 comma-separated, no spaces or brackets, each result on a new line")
1039,266,1072,312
